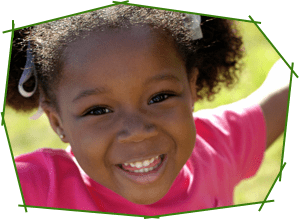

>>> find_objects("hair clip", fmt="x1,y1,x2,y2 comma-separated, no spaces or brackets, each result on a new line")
184,14,203,40
30,104,44,120
18,42,44,120
18,41,38,98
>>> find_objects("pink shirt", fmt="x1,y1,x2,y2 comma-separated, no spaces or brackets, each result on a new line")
15,103,266,216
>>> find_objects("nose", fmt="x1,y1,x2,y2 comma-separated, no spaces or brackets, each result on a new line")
117,113,158,143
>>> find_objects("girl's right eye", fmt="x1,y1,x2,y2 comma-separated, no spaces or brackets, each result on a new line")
83,106,112,116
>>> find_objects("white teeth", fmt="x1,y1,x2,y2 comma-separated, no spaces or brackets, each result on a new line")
125,156,159,169
150,158,155,163
135,162,143,168
132,165,157,173
143,160,150,167
121,155,163,173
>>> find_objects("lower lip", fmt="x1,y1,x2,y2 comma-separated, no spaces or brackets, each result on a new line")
115,155,168,184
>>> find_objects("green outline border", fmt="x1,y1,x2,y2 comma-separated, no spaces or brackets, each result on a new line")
1,0,297,217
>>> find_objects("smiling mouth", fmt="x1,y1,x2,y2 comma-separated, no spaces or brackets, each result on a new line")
117,154,165,174
115,154,167,184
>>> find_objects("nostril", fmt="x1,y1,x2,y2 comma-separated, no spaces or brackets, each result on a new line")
117,124,158,143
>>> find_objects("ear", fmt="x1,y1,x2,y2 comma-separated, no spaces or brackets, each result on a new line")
189,68,199,104
42,104,69,143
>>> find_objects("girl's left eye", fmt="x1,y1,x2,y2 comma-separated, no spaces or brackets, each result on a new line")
148,93,175,105
83,106,112,116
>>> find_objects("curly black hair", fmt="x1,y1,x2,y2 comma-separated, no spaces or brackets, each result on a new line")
6,5,243,112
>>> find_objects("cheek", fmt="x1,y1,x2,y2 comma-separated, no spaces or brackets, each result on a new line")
65,117,114,169
164,97,195,135
158,102,196,163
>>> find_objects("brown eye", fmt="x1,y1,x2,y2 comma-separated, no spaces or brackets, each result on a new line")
148,93,175,105
83,106,112,116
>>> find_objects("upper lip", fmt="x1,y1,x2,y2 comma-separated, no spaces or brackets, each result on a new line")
116,154,164,165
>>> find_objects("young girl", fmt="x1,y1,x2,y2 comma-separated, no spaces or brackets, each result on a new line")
7,5,288,216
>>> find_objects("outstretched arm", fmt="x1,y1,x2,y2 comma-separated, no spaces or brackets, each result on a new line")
245,59,290,149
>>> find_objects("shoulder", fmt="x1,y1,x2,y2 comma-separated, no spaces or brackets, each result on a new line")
192,102,266,180
193,102,266,140
15,148,79,206
16,148,74,174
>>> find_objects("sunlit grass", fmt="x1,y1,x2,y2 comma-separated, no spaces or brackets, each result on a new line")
4,20,282,206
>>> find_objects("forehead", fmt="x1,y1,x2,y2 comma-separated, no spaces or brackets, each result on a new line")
60,26,186,92
63,26,181,68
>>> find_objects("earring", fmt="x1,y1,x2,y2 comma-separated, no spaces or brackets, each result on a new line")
57,129,65,139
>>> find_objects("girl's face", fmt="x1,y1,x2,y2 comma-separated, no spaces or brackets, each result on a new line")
46,26,198,205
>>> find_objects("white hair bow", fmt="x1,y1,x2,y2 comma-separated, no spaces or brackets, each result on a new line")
18,42,44,120
184,14,203,40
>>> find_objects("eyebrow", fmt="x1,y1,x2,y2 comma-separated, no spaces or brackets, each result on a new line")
72,73,181,103
143,73,181,86
72,87,110,103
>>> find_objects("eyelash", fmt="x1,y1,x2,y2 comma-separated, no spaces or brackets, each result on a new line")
150,91,175,104
83,92,176,116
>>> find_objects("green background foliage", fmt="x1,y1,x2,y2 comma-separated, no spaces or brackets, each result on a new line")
4,20,281,205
